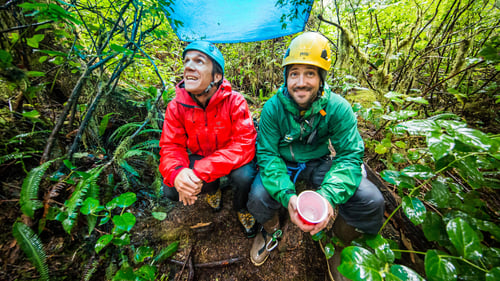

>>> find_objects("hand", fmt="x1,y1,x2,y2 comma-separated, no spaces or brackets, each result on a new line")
174,168,203,200
288,193,334,235
178,190,197,206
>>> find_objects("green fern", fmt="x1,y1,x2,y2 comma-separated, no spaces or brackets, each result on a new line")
123,149,156,160
62,165,104,234
20,159,57,218
109,123,141,143
12,222,49,281
137,129,162,136
119,159,139,177
131,139,160,150
0,152,24,165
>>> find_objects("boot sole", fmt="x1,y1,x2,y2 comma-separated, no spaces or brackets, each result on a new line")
250,254,269,266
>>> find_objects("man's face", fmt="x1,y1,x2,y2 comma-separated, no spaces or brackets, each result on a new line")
183,50,216,95
286,64,321,108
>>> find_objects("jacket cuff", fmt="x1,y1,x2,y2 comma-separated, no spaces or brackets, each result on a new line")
169,167,186,187
281,190,296,208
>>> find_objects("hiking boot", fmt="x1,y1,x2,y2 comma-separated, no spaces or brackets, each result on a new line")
237,210,258,238
206,188,222,212
250,213,280,266
325,215,362,281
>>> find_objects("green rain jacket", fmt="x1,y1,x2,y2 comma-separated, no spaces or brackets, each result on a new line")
257,84,365,208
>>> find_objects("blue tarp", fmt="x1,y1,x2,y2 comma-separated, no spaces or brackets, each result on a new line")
162,0,313,43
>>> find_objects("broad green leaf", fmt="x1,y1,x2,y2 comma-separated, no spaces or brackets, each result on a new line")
324,243,335,259
38,55,47,63
152,211,167,221
486,268,500,281
452,156,485,189
375,143,387,154
22,110,40,119
134,246,154,263
382,110,417,121
476,221,500,242
427,131,455,161
135,264,157,281
397,120,440,136
422,212,448,242
402,196,426,225
95,234,112,253
405,96,428,104
395,141,406,149
391,153,406,163
115,192,137,208
99,213,110,225
63,159,76,170
80,197,101,215
112,233,130,246
153,241,179,263
424,250,456,281
380,170,415,189
401,164,435,180
106,192,136,209
446,218,482,260
99,113,116,136
365,234,395,264
424,179,450,208
338,246,383,281
384,91,404,103
112,212,136,235
113,265,135,281
27,34,45,48
26,71,45,77
453,127,496,152
385,264,425,281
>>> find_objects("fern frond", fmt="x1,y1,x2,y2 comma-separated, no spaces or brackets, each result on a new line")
20,159,57,218
137,129,162,136
119,160,139,177
12,222,49,281
108,123,141,143
131,139,160,150
123,149,157,160
0,152,24,165
8,130,51,145
113,136,132,162
62,165,104,234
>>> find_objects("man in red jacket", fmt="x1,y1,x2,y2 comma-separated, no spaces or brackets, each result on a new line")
159,41,258,237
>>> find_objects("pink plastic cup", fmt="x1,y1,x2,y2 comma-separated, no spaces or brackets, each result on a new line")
297,190,328,225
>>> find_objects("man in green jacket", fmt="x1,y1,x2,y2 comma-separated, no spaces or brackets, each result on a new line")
248,32,385,279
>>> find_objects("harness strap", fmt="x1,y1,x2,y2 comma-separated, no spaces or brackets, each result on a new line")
287,162,307,184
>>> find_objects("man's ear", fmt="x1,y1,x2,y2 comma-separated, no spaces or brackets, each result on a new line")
214,73,223,84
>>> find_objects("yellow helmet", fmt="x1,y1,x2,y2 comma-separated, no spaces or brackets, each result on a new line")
282,32,331,71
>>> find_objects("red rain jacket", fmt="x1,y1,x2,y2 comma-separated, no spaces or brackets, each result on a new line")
159,79,256,187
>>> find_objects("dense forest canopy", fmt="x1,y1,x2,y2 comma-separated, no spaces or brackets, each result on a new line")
0,0,499,280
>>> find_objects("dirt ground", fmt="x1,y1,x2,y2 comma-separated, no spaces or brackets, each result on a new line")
144,184,329,281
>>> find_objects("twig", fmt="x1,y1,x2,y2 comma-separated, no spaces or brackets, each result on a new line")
174,246,193,281
167,257,243,268
0,20,54,34
187,256,194,281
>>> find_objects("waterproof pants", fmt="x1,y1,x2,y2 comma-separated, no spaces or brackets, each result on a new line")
247,157,385,235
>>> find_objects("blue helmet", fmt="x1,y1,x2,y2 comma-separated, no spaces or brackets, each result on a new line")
182,41,225,74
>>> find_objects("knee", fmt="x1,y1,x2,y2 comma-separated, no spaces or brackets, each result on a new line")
359,179,385,213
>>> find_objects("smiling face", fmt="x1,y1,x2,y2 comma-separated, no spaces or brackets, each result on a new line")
286,64,321,109
183,50,221,96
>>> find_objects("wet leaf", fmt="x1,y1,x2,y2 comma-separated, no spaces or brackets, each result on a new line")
95,234,112,253
425,250,457,281
427,131,455,161
112,233,130,246
397,119,440,136
402,196,426,225
385,264,425,281
446,218,482,260
401,164,435,180
112,212,136,235
424,179,450,208
112,265,134,281
486,267,500,281
422,212,447,242
80,197,100,215
380,170,415,189
134,246,154,263
135,264,156,281
452,156,485,189
365,234,394,264
152,211,167,221
324,242,335,259
338,246,383,281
